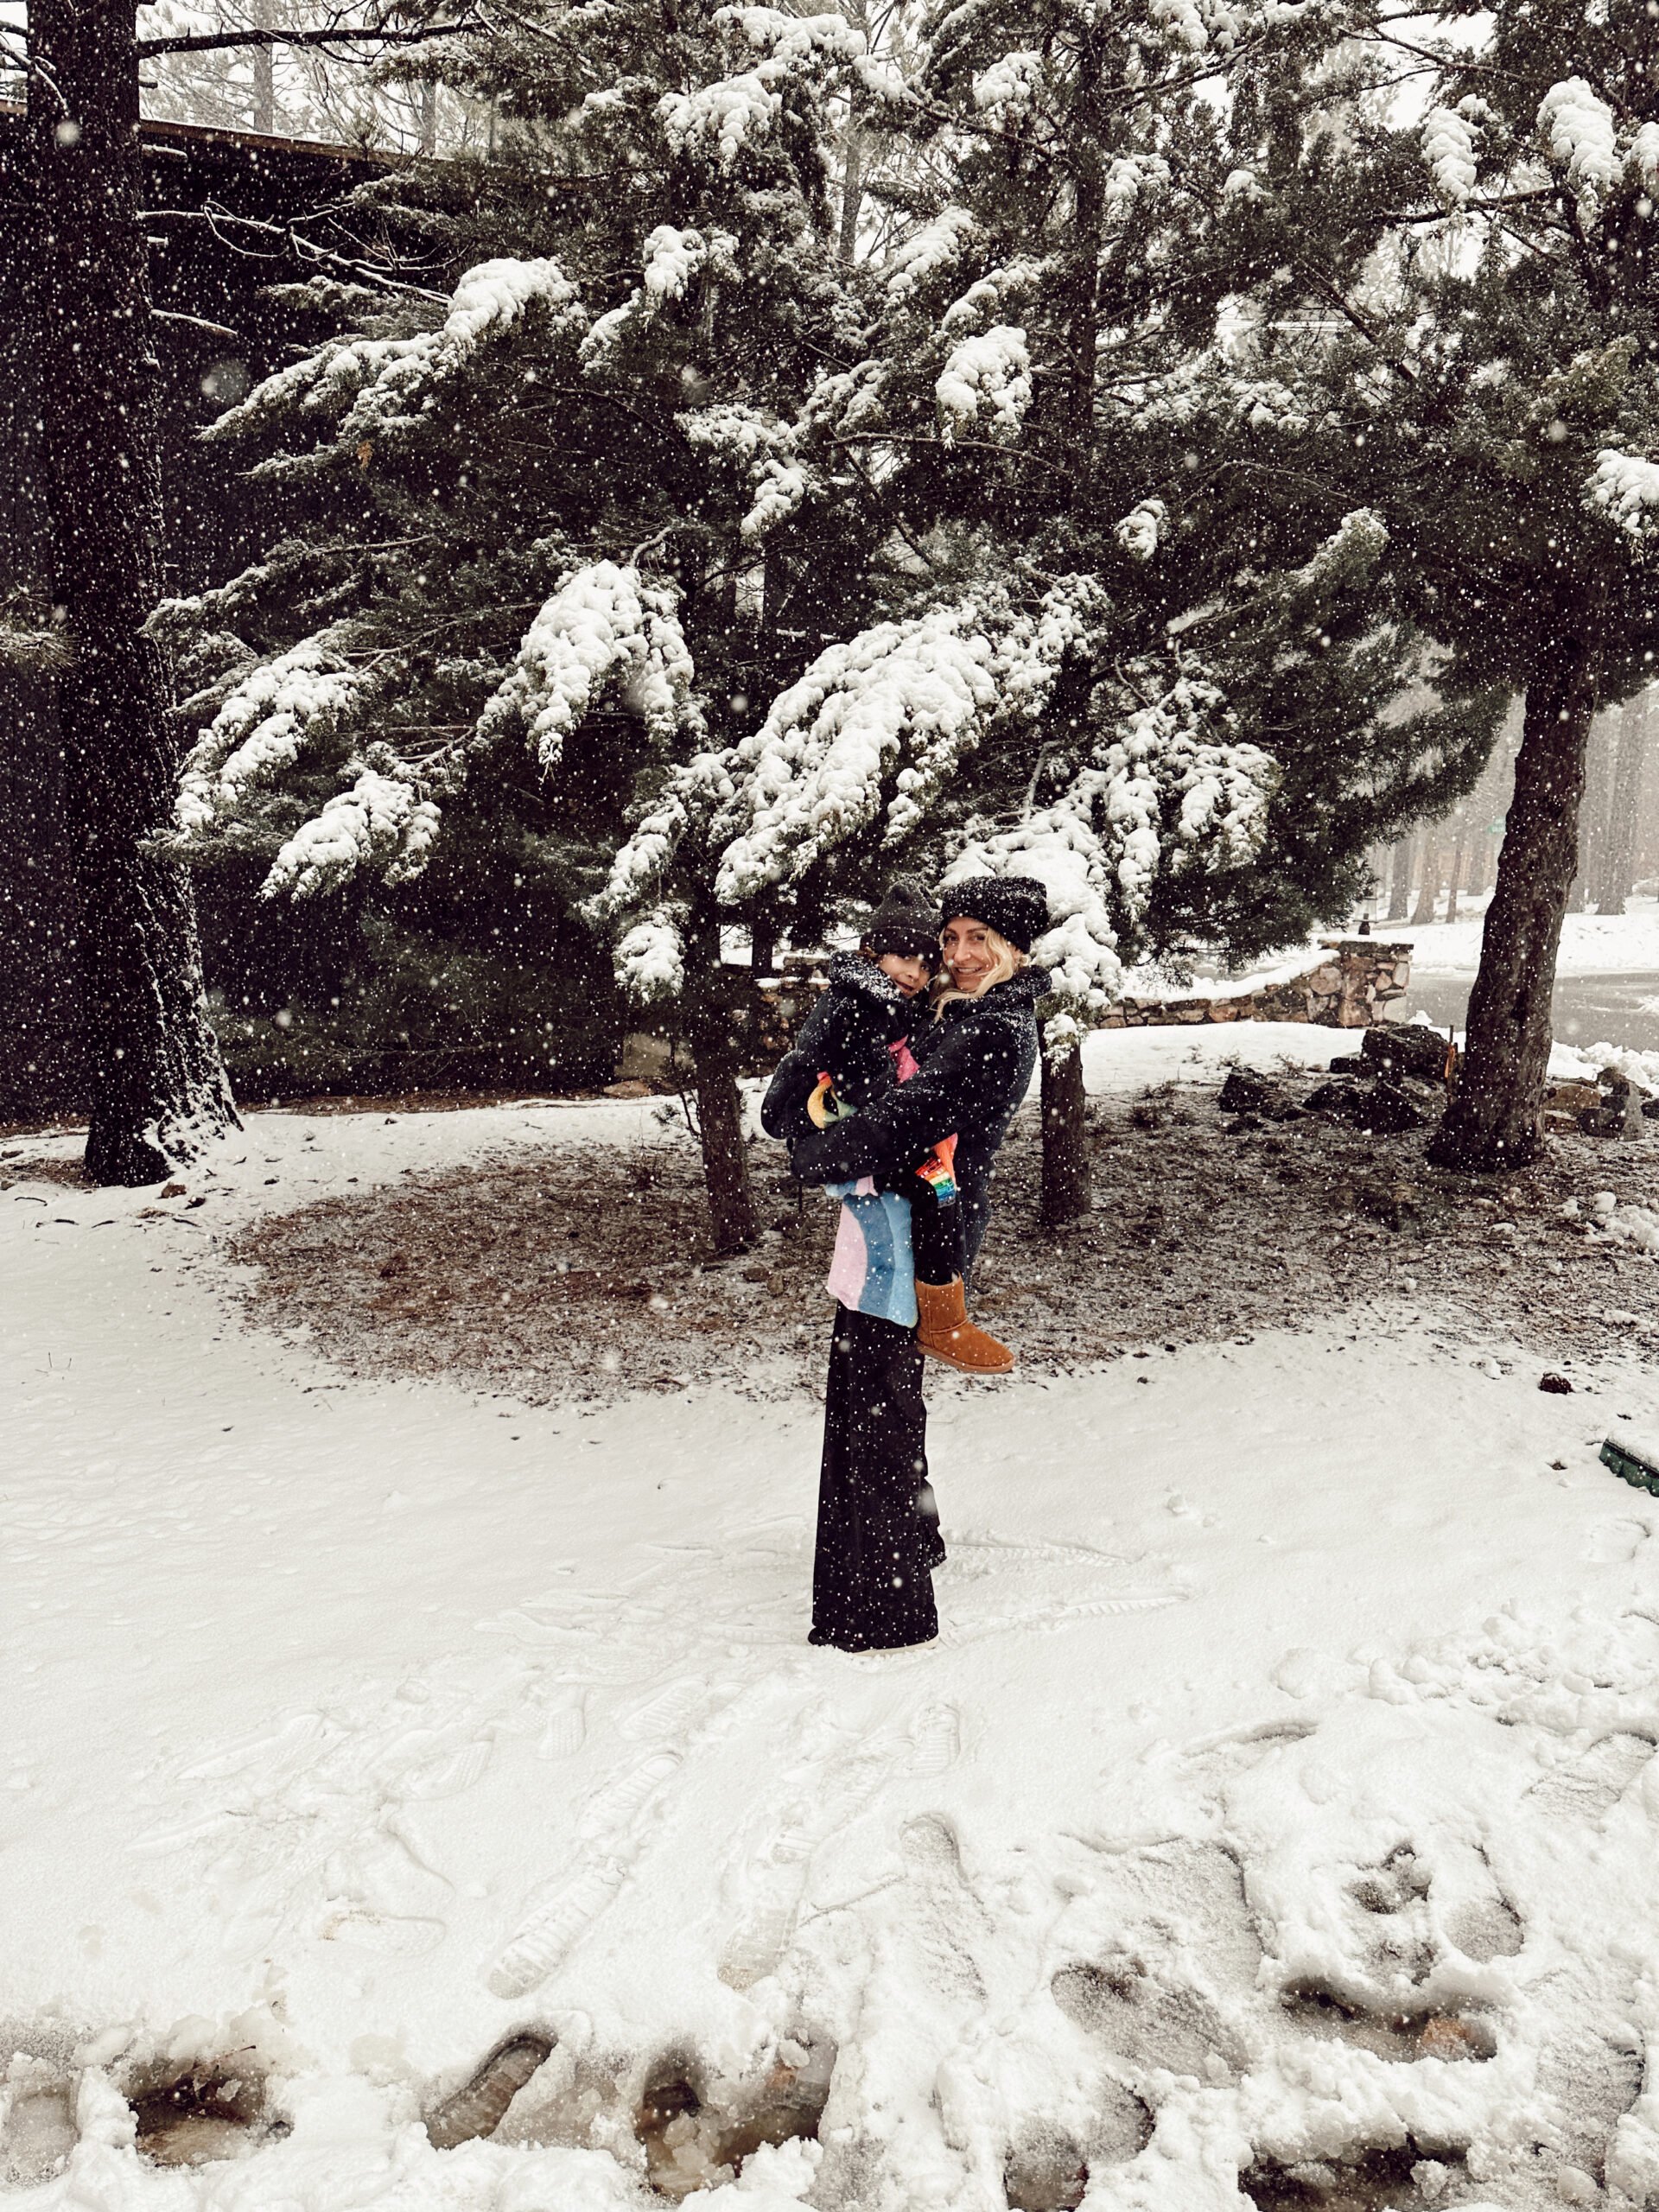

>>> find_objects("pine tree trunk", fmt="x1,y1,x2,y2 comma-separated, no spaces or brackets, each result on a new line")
1445,824,1465,922
1039,1027,1090,1226
1409,834,1440,925
1428,645,1596,1173
683,947,758,1255
1596,696,1646,915
1386,834,1413,921
26,0,237,1185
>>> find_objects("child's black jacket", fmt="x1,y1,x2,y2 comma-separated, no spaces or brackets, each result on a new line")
760,954,912,1144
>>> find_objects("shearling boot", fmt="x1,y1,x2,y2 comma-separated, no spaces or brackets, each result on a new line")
915,1277,1014,1376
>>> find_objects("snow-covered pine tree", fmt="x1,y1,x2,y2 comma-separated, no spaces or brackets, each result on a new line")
1212,0,1659,1167
705,0,1503,1212
159,0,887,1250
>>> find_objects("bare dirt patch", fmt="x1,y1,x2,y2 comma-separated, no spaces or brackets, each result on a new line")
224,1065,1659,1404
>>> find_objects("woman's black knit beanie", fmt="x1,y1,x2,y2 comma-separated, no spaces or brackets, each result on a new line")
938,875,1050,955
863,880,941,959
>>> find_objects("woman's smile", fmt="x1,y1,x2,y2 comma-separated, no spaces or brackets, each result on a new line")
941,920,995,992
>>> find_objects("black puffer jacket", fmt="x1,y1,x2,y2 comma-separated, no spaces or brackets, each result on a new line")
760,954,912,1137
782,964,1049,1275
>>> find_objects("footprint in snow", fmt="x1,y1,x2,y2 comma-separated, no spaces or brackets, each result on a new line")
1526,1730,1656,1821
717,1700,964,1991
1585,1516,1652,1567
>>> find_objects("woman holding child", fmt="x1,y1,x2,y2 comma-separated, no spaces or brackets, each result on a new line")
761,876,1052,1653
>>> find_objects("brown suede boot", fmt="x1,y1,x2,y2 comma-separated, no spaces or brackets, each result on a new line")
915,1278,1014,1376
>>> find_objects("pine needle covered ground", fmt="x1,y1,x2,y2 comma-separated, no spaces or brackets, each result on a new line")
220,1073,1659,1403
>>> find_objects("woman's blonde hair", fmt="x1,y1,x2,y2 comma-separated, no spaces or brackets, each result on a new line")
931,924,1025,1016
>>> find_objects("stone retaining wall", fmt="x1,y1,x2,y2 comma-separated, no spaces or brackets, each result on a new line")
755,937,1412,1048
1100,939,1413,1030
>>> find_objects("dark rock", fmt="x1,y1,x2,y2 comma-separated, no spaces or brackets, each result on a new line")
1327,1056,1364,1076
1362,1078,1429,1135
1362,1024,1452,1084
1306,1077,1427,1133
1218,1068,1290,1117
1351,1177,1426,1232
1539,1373,1573,1395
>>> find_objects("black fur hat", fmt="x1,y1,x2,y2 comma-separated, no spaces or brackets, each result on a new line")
938,874,1050,955
862,880,940,960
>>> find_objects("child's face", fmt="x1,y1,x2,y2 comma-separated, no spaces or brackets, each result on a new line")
874,950,933,998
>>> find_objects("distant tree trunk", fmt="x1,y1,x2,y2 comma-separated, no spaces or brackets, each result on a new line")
1039,1025,1091,1225
1595,696,1646,915
683,923,757,1254
1386,834,1414,921
420,78,439,156
750,920,776,978
251,0,276,133
27,0,237,1184
1429,641,1596,1173
1445,823,1465,922
1409,834,1440,925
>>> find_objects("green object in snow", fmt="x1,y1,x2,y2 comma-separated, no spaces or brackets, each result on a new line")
1601,1437,1659,1494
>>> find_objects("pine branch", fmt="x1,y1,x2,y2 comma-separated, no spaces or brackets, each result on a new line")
136,19,474,60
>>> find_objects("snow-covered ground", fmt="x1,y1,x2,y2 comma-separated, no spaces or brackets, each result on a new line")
1374,900,1659,982
7,1030,1659,2209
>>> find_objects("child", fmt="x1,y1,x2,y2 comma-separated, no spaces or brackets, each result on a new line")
761,884,1014,1376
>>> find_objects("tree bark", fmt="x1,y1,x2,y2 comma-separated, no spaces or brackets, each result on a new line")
683,949,758,1255
1428,642,1596,1173
1409,833,1440,925
27,0,238,1184
1386,833,1414,921
1595,694,1646,915
1039,1026,1091,1225
1445,823,1465,923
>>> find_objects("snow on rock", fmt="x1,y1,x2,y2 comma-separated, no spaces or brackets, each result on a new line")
175,637,371,835
475,562,696,768
935,324,1032,441
1586,448,1659,537
263,766,440,899
1538,77,1619,211
1422,105,1479,203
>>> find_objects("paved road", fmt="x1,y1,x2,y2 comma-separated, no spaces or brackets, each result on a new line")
1404,969,1659,1054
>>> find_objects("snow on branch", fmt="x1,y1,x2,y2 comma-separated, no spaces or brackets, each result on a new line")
658,8,862,165
208,258,587,449
936,326,1032,442
947,678,1274,1015
475,562,698,770
1421,107,1479,206
175,637,372,836
1586,448,1659,537
884,207,979,302
264,769,441,901
1538,79,1618,213
1116,499,1167,562
710,580,1103,902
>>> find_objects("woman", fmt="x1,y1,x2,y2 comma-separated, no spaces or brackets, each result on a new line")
766,877,1052,1652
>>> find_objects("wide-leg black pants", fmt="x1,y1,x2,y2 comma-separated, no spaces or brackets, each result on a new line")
810,1306,940,1652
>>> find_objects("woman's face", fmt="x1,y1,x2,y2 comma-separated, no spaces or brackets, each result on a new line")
941,918,997,995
